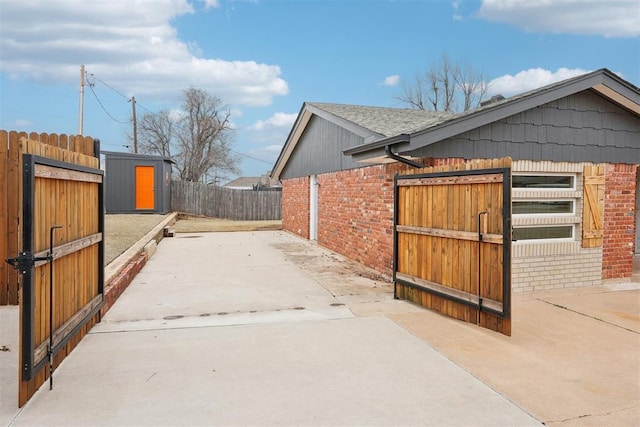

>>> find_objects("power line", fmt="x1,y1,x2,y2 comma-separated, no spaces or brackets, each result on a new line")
84,71,277,165
231,149,273,164
87,73,131,101
86,76,131,124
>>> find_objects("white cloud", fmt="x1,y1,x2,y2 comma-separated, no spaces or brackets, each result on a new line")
0,0,288,106
487,67,590,96
477,0,640,38
244,112,295,160
249,112,297,131
380,75,400,87
200,0,220,9
451,1,464,21
15,119,33,127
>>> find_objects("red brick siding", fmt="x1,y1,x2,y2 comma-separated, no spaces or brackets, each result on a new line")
602,164,638,279
314,163,416,275
280,158,464,276
282,176,310,239
101,254,147,317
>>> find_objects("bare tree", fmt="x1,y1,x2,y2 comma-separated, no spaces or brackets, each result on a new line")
136,88,240,183
456,64,488,112
137,110,174,157
398,55,488,112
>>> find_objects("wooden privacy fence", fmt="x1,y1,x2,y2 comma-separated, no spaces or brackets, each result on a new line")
172,180,282,220
0,130,104,406
394,158,512,336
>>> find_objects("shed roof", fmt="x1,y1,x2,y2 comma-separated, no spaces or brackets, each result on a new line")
101,150,175,163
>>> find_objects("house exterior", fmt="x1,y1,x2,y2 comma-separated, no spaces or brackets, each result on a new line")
103,151,173,214
272,69,639,293
225,172,282,190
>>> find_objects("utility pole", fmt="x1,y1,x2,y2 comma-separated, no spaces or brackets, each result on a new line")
131,96,138,153
78,65,85,135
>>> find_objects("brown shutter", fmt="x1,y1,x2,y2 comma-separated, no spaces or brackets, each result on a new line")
582,164,605,248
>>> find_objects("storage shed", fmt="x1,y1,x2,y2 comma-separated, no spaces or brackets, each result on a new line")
103,151,173,214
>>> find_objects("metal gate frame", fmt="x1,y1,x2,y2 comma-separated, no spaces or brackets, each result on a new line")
393,166,512,319
20,154,104,381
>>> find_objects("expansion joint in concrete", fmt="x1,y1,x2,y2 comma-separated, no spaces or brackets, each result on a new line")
538,299,639,335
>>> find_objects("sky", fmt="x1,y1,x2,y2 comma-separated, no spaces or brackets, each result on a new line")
1,0,639,182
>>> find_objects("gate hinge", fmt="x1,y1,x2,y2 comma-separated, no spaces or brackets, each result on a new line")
5,252,52,274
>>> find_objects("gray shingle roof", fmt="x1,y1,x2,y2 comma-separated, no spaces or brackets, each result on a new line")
307,102,451,137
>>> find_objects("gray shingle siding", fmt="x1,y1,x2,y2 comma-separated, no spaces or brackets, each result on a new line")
406,91,640,164
280,115,364,179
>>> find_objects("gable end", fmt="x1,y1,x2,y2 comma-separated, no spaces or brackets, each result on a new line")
406,90,640,164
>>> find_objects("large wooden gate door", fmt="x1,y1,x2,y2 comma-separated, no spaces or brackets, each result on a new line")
394,158,512,335
13,143,104,405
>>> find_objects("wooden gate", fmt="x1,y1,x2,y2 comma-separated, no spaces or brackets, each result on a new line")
394,158,512,335
2,132,104,406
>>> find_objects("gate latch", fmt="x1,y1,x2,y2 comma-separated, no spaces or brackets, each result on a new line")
5,252,52,275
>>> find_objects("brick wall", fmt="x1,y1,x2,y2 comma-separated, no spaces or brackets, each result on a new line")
602,163,638,279
318,162,428,275
512,247,602,293
316,166,392,274
282,176,310,239
282,163,415,276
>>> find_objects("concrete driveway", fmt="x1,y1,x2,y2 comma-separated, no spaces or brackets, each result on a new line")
5,230,639,426
6,231,539,426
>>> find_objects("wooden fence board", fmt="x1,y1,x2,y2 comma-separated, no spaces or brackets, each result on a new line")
0,131,8,304
172,180,282,221
7,132,22,304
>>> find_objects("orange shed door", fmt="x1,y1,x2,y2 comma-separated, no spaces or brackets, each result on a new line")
135,166,155,210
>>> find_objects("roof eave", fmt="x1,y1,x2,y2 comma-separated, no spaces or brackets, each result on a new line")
345,68,640,162
271,103,384,180
271,103,311,180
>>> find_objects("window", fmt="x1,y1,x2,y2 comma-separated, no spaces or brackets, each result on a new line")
513,200,574,215
512,174,578,242
513,175,574,189
513,226,573,241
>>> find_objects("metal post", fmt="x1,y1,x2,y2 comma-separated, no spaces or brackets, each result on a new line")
78,65,85,135
477,211,488,325
131,96,138,153
48,225,62,390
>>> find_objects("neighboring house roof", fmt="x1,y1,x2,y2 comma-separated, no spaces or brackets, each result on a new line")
272,68,639,180
225,175,281,189
225,177,261,189
345,68,640,162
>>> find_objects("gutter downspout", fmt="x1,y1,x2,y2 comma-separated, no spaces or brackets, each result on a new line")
385,145,422,168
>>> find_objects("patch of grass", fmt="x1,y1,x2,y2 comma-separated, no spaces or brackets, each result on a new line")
173,215,282,233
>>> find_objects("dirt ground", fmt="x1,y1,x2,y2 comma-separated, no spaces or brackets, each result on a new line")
105,214,282,265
